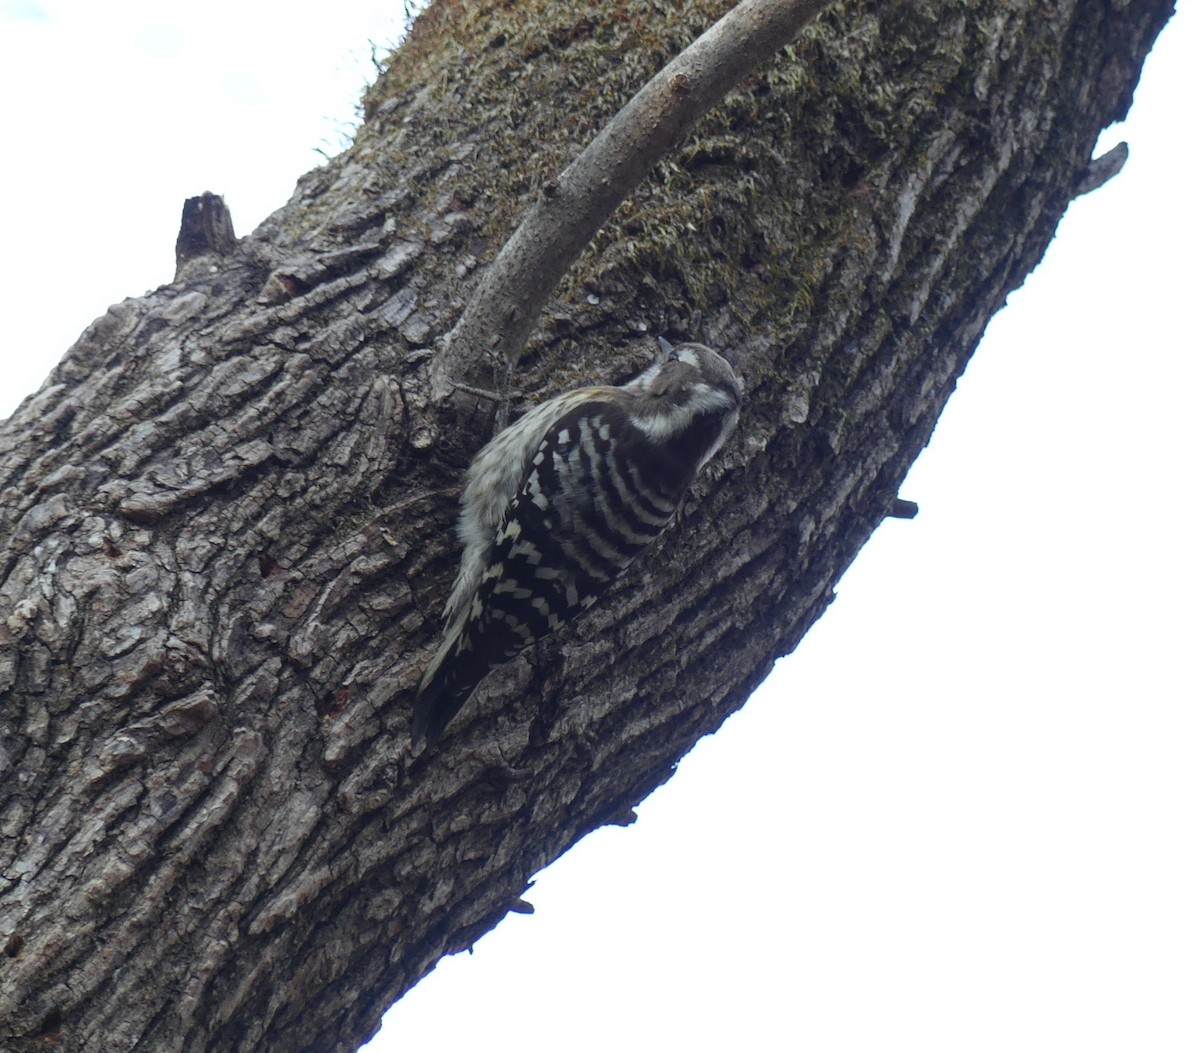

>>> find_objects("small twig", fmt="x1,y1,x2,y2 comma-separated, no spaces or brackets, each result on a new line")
1074,141,1129,197
174,193,236,278
431,0,834,401
887,498,919,520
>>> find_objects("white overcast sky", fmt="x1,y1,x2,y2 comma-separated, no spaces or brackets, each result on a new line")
1,3,1196,1052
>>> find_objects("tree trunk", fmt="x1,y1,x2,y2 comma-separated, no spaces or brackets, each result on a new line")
0,1,1173,1050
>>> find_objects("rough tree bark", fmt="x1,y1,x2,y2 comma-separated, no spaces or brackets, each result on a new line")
0,1,1173,1051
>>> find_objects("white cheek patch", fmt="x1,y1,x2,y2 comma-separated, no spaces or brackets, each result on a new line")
628,402,694,441
629,384,737,442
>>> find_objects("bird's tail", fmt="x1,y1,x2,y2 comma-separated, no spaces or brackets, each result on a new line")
412,592,542,745
411,632,488,746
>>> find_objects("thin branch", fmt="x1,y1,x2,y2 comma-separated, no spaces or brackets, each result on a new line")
431,0,834,401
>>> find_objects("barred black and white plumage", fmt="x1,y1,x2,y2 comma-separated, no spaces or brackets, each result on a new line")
412,342,742,745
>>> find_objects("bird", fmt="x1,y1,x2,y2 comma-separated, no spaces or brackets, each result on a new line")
412,340,742,745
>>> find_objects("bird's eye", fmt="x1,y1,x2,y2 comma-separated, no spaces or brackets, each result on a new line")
667,350,680,363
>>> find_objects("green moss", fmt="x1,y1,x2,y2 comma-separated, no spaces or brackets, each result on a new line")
310,0,1086,424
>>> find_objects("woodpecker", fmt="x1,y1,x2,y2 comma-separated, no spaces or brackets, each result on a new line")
412,341,741,745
